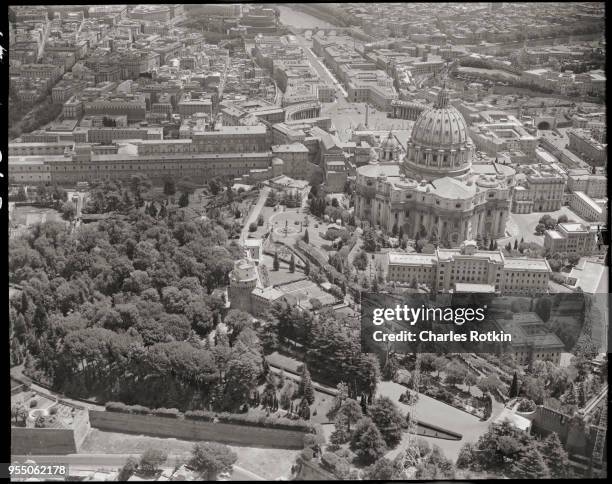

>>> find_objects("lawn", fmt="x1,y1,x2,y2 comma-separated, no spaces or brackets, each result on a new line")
11,206,63,226
265,367,336,425
503,207,590,245
263,254,307,286
309,390,335,424
266,352,338,425
13,391,56,410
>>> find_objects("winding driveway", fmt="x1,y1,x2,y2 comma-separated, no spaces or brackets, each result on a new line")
239,187,270,243
377,380,504,463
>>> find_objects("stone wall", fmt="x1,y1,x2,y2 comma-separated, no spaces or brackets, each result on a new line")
532,405,571,441
11,407,90,455
418,420,462,440
11,428,77,455
89,411,308,449
532,405,597,456
295,459,337,480
72,410,91,450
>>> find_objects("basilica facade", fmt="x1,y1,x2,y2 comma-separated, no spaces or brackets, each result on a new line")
354,87,516,247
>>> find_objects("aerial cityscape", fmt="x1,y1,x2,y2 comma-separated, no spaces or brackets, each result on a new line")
7,2,608,481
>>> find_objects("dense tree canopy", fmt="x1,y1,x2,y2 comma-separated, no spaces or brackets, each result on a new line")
270,303,380,398
188,442,237,480
9,186,260,410
455,420,569,478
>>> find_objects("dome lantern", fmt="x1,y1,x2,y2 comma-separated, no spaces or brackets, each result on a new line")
435,83,449,109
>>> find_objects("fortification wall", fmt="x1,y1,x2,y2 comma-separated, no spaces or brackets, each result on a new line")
11,428,77,455
89,410,307,449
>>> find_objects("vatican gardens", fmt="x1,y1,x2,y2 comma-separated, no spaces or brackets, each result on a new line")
8,176,378,414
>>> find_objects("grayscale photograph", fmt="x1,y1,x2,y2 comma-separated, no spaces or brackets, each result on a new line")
6,3,608,481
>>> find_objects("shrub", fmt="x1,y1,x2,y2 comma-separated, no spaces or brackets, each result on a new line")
105,402,151,414
45,415,58,427
303,434,318,449
184,408,315,432
300,448,314,461
424,387,454,405
49,406,58,415
129,405,151,415
152,407,180,419
118,457,139,481
184,410,215,422
249,222,257,232
103,403,319,433
326,443,341,453
139,448,167,475
105,401,130,413
321,452,350,474
29,399,38,408
517,398,536,413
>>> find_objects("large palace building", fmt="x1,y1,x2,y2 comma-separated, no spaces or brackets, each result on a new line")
354,87,516,246
386,240,552,296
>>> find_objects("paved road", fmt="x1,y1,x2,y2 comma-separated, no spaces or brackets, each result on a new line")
572,261,606,293
378,380,504,463
288,28,348,98
595,262,609,293
11,454,264,481
239,187,270,243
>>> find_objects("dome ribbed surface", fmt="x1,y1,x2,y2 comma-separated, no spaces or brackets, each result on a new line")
411,105,469,148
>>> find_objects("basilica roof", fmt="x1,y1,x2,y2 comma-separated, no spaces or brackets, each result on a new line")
471,162,515,177
357,163,400,178
430,176,478,199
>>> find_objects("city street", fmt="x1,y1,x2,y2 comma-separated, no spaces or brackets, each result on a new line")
288,29,414,141
288,28,348,98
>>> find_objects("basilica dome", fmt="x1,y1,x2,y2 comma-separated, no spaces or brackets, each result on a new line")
402,85,474,181
411,94,469,148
